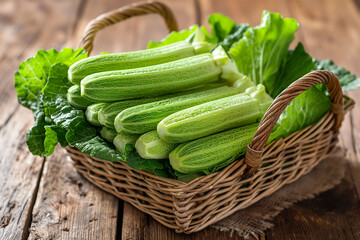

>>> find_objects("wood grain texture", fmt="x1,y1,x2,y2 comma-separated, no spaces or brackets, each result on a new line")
0,0,86,127
267,165,360,240
0,0,86,239
28,147,118,239
0,108,43,240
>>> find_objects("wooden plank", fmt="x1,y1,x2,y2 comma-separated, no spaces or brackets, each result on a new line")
267,164,360,240
28,146,119,239
0,0,86,127
0,108,43,240
0,0,86,239
344,92,360,199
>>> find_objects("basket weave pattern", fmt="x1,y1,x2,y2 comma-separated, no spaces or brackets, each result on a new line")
66,107,350,233
66,1,355,233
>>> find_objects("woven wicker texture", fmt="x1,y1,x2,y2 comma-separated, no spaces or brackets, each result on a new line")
78,1,178,53
67,1,355,234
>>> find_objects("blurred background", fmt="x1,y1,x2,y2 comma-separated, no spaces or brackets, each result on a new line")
0,0,358,71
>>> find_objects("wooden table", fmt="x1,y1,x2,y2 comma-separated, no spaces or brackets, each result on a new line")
1,0,359,239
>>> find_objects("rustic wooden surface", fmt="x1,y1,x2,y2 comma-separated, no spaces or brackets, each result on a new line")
0,0,359,239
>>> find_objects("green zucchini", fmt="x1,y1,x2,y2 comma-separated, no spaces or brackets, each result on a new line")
80,53,222,102
115,86,241,134
98,97,166,129
68,41,196,85
100,127,117,142
135,130,177,159
99,83,227,130
67,85,96,109
85,103,108,126
113,130,140,153
169,123,259,173
158,84,273,143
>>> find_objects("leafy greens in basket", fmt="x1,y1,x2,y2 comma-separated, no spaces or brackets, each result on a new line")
15,11,360,181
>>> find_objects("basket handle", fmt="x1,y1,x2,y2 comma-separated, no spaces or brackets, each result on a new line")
243,70,344,176
78,1,179,54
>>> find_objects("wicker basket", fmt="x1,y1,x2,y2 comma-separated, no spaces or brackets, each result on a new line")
66,1,355,234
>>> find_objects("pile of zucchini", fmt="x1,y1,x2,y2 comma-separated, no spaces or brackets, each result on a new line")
67,40,273,174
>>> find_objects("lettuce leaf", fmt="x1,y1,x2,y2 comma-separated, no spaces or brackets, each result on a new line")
15,49,118,159
43,64,97,145
26,107,48,156
220,24,250,51
267,42,316,98
208,13,237,42
15,48,87,111
147,25,198,49
19,49,88,156
229,11,299,88
268,86,331,142
207,13,249,51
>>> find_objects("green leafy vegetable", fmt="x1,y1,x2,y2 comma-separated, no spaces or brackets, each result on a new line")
42,64,97,146
174,171,205,182
208,13,236,42
75,136,123,162
15,49,117,158
229,11,299,88
268,87,331,142
316,59,360,92
207,13,249,51
267,42,316,98
147,25,198,49
123,145,172,178
15,48,87,111
220,24,250,51
26,108,48,156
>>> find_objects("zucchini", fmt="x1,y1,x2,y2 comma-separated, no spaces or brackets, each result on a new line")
135,130,177,159
67,85,95,109
115,86,241,134
80,53,222,102
98,97,167,129
68,41,196,85
158,84,273,143
100,83,227,130
100,127,117,142
169,123,259,173
113,130,140,153
85,103,108,126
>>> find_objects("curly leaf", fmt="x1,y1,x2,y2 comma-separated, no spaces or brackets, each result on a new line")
15,48,87,111
229,11,299,86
